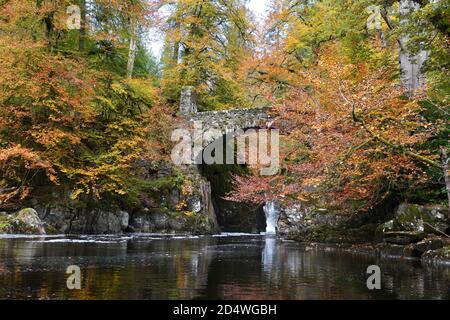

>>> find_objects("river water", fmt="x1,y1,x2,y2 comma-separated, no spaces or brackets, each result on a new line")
0,234,449,300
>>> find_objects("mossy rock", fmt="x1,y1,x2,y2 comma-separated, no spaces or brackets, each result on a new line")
395,204,448,234
422,246,450,266
406,237,445,257
0,214,12,233
376,243,417,260
0,208,46,235
384,231,426,245
375,204,449,242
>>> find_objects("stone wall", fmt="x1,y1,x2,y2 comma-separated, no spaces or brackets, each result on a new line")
188,108,274,146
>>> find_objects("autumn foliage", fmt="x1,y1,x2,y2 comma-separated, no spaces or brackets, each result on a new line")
0,0,172,208
228,0,449,213
0,0,448,215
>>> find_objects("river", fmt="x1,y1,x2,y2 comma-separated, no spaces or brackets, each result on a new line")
0,234,449,300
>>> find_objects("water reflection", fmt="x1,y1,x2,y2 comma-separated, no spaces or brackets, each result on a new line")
0,234,449,300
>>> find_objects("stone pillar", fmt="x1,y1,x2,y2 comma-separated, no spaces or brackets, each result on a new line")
180,86,198,115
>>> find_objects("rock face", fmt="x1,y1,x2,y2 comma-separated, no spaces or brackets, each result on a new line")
18,158,220,235
0,208,47,235
128,173,219,234
36,206,130,234
33,176,219,235
374,203,450,265
277,203,358,242
376,203,449,241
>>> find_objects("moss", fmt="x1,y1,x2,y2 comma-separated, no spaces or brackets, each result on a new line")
16,208,37,219
396,204,428,226
147,207,176,216
0,215,12,233
44,224,58,235
0,209,46,235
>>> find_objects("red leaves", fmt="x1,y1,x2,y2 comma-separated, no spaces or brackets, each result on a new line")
0,145,58,204
229,42,439,212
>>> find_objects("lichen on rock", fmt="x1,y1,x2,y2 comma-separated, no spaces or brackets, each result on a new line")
0,208,47,235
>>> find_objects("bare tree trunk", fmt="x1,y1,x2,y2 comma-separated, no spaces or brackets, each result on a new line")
172,21,180,62
441,147,450,218
79,0,86,51
126,19,138,79
399,0,428,95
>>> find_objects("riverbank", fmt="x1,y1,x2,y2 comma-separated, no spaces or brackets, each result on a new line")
279,202,450,267
1,202,449,267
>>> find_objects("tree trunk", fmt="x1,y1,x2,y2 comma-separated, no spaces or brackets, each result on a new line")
79,0,87,51
398,0,428,95
441,147,450,218
126,19,138,79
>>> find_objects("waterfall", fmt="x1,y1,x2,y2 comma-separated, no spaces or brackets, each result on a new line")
263,201,280,234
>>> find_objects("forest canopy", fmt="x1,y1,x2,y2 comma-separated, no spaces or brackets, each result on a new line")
0,0,449,216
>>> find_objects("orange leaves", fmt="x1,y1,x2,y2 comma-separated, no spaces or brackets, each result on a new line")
229,39,440,211
0,145,58,194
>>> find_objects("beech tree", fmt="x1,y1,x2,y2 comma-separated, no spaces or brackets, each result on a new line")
0,0,170,208
159,0,255,110
228,0,449,213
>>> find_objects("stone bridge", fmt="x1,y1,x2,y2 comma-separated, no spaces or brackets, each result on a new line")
180,87,275,148
168,87,279,233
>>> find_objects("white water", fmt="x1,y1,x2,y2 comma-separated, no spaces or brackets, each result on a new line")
263,201,280,234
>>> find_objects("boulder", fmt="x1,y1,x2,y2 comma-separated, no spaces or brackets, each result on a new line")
118,211,129,230
407,238,444,257
395,203,449,234
376,243,417,260
35,205,130,234
422,246,450,266
0,208,47,235
150,213,169,230
384,231,426,245
94,211,127,234
376,204,449,243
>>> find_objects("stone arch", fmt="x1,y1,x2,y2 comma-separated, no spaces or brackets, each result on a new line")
178,87,275,232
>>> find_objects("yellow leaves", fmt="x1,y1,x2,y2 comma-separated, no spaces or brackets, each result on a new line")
183,211,195,218
176,200,188,212
125,78,158,101
31,127,82,148
70,188,84,200
111,82,128,96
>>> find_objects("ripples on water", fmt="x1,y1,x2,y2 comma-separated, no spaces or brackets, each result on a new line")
0,234,449,300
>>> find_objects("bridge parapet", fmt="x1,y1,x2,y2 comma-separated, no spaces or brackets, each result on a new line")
178,87,274,148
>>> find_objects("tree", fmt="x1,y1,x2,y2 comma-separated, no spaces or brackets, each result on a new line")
0,0,170,209
228,0,449,214
159,0,255,110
